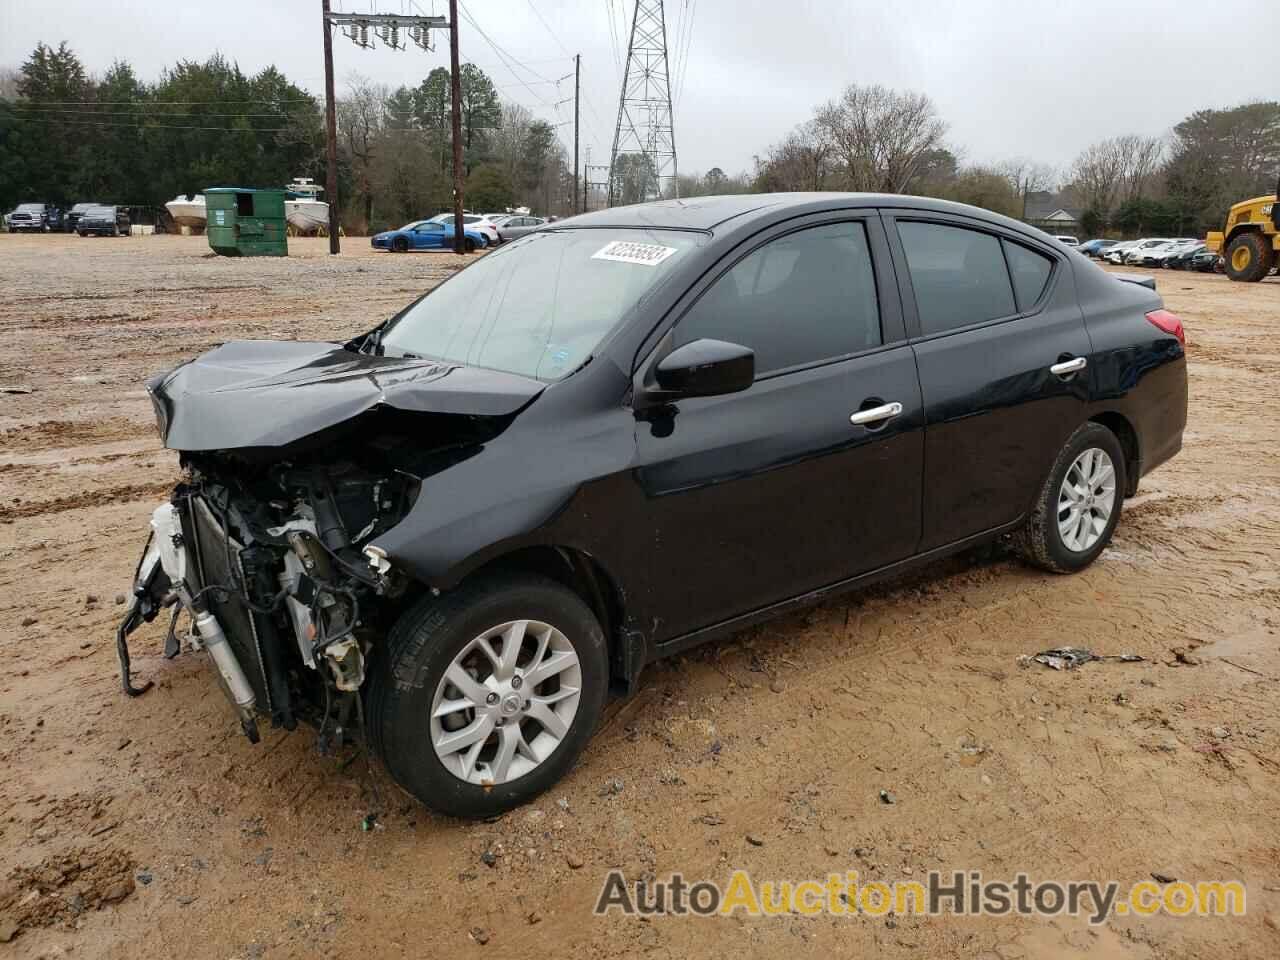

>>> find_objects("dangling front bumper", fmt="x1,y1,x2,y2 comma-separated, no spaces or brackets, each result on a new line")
115,499,262,743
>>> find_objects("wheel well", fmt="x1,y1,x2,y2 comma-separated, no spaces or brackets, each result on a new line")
1225,224,1262,245
459,545,629,685
1090,412,1140,496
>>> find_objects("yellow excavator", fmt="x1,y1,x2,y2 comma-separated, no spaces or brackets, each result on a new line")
1206,172,1279,281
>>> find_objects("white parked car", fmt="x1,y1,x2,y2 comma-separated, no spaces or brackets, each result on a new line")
1102,241,1139,265
1053,235,1080,247
1123,239,1176,267
430,213,502,246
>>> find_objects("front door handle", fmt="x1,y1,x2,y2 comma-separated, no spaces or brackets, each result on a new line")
1050,356,1087,377
849,401,903,426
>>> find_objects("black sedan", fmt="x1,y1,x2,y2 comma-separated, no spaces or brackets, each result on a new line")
117,193,1188,817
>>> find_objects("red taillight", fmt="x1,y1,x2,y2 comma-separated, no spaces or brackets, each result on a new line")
1146,309,1185,346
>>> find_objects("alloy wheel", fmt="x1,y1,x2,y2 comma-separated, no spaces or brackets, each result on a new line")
430,619,582,786
1057,448,1117,552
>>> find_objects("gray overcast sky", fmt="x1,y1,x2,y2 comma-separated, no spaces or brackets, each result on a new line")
4,0,1279,180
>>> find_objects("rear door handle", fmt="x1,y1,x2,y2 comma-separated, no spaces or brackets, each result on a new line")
1050,357,1087,376
849,401,903,426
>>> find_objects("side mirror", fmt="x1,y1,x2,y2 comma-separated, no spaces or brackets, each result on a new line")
654,338,754,399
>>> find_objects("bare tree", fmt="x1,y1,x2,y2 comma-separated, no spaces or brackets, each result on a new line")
1115,134,1164,204
1068,139,1127,215
755,120,833,191
336,73,389,231
490,102,532,186
0,66,20,100
998,157,1056,217
814,83,947,193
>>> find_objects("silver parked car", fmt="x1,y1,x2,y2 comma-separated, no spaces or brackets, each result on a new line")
498,215,548,243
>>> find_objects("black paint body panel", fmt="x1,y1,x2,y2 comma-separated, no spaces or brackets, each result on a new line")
149,194,1188,684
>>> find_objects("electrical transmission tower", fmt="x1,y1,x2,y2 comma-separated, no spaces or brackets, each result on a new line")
608,0,678,206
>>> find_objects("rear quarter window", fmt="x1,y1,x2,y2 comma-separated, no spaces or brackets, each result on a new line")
1003,241,1054,311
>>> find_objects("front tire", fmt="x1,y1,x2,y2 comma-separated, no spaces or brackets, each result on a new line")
1015,422,1126,573
1225,232,1274,282
392,236,409,253
369,574,608,819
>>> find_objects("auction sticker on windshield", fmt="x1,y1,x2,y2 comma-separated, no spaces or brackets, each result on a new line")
592,240,679,266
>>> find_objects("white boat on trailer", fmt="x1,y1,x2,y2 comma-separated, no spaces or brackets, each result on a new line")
165,193,206,230
284,178,329,234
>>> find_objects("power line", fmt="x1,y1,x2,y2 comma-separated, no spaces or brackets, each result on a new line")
524,0,572,58
456,1,556,107
605,1,622,79
10,106,312,118
4,97,315,106
675,0,696,110
12,116,294,131
670,0,689,99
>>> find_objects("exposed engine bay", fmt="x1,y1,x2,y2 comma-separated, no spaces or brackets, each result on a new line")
117,404,509,746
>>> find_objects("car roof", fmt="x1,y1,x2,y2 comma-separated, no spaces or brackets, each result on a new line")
554,192,1059,240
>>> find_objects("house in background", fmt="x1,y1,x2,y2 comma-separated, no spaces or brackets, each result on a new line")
1022,190,1084,234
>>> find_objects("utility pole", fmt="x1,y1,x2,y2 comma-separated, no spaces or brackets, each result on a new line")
319,5,447,255
449,0,465,255
321,0,340,254
574,53,581,215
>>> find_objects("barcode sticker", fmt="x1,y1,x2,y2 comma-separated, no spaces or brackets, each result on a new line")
592,240,678,266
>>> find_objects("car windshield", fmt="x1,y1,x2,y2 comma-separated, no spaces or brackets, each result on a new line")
400,221,432,231
380,228,702,381
16,203,42,212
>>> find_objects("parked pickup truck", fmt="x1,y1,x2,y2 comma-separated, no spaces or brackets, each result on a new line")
6,203,62,232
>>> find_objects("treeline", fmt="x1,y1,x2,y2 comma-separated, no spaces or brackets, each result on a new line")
0,42,575,231
337,69,572,233
711,83,1280,237
0,43,323,216
4,43,1275,237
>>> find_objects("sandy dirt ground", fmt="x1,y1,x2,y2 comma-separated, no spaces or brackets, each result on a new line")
1,234,1278,959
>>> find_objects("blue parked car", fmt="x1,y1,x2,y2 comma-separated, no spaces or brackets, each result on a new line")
371,220,488,253
1077,239,1119,258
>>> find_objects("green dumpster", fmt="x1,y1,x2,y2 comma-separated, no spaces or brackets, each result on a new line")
205,188,288,257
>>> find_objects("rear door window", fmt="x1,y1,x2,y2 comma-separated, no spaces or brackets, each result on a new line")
674,221,881,375
897,221,1016,335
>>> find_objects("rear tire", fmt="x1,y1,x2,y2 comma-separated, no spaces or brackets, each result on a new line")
1014,422,1126,574
464,237,477,253
1224,232,1274,282
369,574,608,818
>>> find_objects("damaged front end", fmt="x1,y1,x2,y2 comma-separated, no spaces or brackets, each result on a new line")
117,339,539,745
119,445,419,743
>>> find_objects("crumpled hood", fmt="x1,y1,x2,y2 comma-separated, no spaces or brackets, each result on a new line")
148,340,545,451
